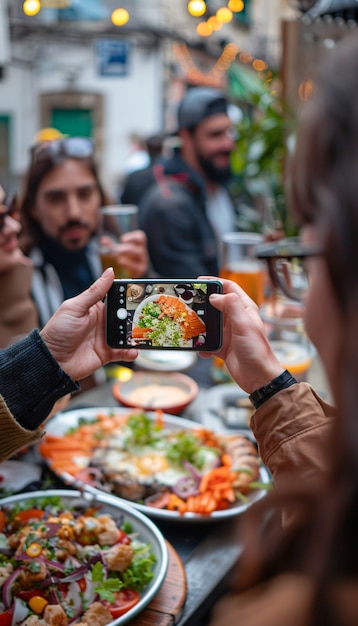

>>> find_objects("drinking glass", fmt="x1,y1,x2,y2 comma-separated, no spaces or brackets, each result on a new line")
219,232,266,306
98,205,138,278
260,296,316,382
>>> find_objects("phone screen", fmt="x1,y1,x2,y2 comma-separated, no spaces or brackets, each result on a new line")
106,279,223,351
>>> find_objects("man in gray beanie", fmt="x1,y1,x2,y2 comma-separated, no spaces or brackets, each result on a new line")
139,87,238,278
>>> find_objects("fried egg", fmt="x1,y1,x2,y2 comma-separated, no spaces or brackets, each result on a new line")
101,449,187,487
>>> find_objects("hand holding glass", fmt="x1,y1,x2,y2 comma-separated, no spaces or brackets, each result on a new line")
98,205,138,278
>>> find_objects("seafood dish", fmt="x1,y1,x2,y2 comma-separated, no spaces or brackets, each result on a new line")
39,409,271,521
131,294,206,347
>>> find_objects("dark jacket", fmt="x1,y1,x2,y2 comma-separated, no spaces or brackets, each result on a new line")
139,153,226,278
120,165,157,206
0,329,78,460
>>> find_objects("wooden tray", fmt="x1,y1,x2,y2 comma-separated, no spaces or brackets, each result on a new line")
129,541,187,625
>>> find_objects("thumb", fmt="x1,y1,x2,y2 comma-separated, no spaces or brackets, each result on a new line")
73,268,115,313
209,292,226,312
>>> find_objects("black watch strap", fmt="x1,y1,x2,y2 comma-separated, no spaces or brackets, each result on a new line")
249,369,297,410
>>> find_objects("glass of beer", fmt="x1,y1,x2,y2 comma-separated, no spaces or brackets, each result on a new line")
219,232,266,306
260,296,315,382
98,205,138,278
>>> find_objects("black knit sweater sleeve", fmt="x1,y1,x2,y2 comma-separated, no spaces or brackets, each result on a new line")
0,329,79,430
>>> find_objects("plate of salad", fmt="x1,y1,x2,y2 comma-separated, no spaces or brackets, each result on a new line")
39,408,271,522
0,489,168,625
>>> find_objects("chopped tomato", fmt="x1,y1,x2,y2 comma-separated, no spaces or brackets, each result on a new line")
14,509,44,524
102,589,140,618
115,529,131,545
18,589,46,602
78,577,87,593
0,611,13,626
0,510,6,532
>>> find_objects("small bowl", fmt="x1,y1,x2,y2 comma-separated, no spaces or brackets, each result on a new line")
112,371,198,414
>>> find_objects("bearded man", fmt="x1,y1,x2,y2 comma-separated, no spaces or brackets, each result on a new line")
139,87,238,277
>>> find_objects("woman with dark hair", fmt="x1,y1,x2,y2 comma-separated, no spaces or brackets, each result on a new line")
0,186,39,347
19,137,148,327
204,34,358,626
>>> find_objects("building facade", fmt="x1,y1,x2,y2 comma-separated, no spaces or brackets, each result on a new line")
0,0,296,195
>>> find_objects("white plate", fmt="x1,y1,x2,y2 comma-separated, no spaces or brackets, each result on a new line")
136,350,197,372
41,407,271,523
0,460,41,492
0,489,168,626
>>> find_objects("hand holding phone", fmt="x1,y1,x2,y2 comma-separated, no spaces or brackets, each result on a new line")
106,279,223,351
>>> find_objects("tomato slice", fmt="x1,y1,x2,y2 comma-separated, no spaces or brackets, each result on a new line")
0,610,13,626
14,509,44,523
102,589,140,618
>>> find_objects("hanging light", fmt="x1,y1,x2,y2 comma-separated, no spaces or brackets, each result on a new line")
23,0,41,15
228,0,245,12
111,8,130,26
196,21,213,36
216,7,233,22
252,59,268,71
207,16,223,30
187,0,207,17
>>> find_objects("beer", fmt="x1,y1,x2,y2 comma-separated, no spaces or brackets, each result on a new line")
99,250,129,278
220,261,265,306
270,339,314,381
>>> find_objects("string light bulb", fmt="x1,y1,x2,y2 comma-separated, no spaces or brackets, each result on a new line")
196,21,213,36
216,7,233,23
207,16,223,30
228,0,245,12
187,0,206,17
23,0,41,15
111,8,130,26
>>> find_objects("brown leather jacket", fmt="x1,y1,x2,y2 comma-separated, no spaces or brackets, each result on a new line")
209,383,358,626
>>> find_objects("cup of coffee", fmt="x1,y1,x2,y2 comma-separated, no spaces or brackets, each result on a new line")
98,205,138,278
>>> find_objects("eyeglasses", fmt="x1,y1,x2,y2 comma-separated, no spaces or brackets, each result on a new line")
0,192,18,232
31,137,95,163
254,237,323,302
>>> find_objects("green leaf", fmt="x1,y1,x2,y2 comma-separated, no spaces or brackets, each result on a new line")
91,561,105,583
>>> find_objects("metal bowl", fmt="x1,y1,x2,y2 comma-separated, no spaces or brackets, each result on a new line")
0,489,169,625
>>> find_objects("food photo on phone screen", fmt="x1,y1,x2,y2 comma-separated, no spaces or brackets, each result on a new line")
105,279,223,351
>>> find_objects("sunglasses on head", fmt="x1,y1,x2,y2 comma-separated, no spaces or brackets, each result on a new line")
0,192,18,232
254,237,323,302
31,137,95,163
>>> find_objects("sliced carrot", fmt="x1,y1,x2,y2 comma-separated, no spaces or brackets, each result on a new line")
221,453,232,468
155,410,164,428
0,510,6,532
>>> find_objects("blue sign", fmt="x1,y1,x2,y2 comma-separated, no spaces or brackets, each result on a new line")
95,39,130,77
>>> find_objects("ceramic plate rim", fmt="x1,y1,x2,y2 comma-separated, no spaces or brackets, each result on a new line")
41,407,271,523
135,350,197,372
0,488,169,626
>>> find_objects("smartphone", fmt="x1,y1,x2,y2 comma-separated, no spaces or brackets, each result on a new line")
106,279,223,351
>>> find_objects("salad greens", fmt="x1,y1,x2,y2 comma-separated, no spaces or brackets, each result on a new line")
0,497,157,623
